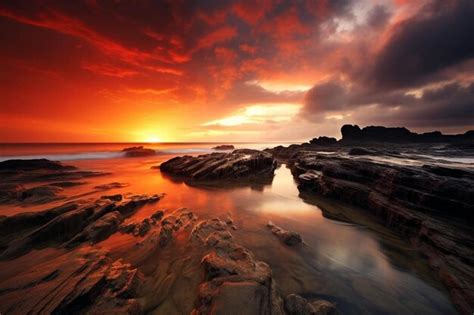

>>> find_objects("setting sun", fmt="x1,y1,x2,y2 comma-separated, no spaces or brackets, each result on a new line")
144,136,161,143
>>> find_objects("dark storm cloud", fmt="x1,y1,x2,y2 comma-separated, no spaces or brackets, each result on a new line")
301,0,474,130
371,0,474,88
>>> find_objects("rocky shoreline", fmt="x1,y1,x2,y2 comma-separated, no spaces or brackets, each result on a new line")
0,157,336,315
264,125,474,315
0,128,472,314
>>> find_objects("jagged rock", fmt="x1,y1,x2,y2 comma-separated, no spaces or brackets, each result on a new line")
137,218,152,236
0,159,76,171
160,150,277,181
101,194,123,202
267,221,303,246
310,136,337,146
119,222,137,234
20,185,64,203
0,248,143,314
151,209,164,221
122,146,156,157
340,124,474,143
213,145,235,150
69,211,123,245
0,159,106,184
0,194,162,258
290,151,474,314
191,217,285,315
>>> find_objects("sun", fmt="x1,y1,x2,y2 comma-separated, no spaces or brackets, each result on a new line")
144,136,161,143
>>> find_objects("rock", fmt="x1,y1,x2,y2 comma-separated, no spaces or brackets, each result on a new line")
0,248,143,314
340,124,474,144
151,209,165,221
0,194,162,258
0,159,106,184
0,159,76,171
285,293,309,315
285,294,337,315
213,144,235,150
267,221,303,246
119,222,137,234
308,300,337,315
101,194,123,202
122,146,156,157
310,136,337,146
69,211,123,244
137,218,152,236
192,217,285,315
289,151,474,314
160,150,277,181
16,185,64,204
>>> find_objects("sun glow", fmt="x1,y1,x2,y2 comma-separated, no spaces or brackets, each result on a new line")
144,136,161,143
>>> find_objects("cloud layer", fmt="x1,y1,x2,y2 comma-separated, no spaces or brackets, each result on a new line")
0,0,473,141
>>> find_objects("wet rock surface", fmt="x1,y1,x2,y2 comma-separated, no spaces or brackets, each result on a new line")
0,248,143,314
0,159,108,205
0,159,106,184
289,151,474,314
285,294,337,315
0,194,162,258
159,149,277,181
267,221,303,246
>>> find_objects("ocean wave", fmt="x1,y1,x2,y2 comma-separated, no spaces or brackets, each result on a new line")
0,147,215,162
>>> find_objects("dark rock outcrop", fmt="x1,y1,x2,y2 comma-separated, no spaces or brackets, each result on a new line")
0,249,143,314
159,149,277,182
0,194,162,258
290,151,474,314
122,146,156,157
0,159,106,184
0,159,76,171
340,124,474,144
213,144,235,150
310,136,337,146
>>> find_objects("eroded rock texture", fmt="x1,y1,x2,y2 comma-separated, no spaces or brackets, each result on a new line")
0,159,106,205
0,248,143,314
0,194,162,258
290,151,474,314
159,149,277,181
190,217,286,315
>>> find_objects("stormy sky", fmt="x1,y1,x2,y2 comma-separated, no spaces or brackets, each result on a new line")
0,0,473,142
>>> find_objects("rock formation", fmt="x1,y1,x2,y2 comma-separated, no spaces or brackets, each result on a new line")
289,151,474,314
159,149,277,182
213,144,235,150
122,146,156,157
267,221,303,246
340,124,474,144
0,159,107,205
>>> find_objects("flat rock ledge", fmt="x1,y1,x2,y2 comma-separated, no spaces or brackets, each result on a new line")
289,151,474,314
159,149,277,181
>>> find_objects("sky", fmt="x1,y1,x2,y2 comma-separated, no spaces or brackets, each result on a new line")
0,0,473,142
